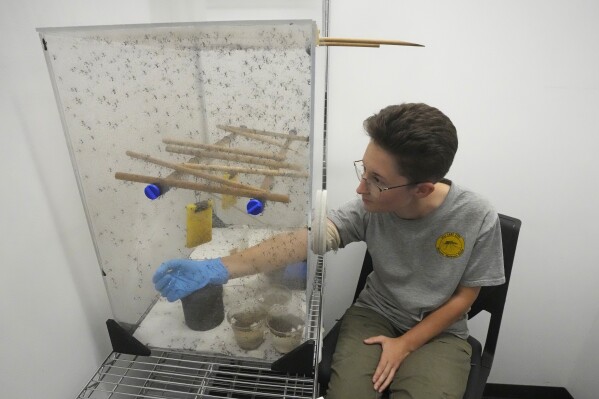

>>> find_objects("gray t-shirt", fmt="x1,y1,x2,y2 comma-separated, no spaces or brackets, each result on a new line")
328,181,505,339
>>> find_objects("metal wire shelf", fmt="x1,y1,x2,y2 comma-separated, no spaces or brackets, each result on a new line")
78,256,325,399
78,351,314,399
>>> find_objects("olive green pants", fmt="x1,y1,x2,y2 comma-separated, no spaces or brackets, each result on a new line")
326,306,472,399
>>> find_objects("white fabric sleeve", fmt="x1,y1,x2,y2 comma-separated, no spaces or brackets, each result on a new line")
310,218,341,255
325,218,341,252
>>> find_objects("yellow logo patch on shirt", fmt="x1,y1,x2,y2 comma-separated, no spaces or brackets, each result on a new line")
436,232,465,258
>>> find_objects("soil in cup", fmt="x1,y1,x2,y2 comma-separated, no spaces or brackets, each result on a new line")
228,309,266,350
267,313,304,353
181,285,224,331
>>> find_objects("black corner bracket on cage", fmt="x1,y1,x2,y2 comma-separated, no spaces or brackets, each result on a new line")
106,319,151,356
270,339,315,377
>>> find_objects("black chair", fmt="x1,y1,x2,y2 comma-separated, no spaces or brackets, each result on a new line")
318,214,521,399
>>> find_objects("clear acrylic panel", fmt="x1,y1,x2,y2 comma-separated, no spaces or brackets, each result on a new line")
39,20,319,361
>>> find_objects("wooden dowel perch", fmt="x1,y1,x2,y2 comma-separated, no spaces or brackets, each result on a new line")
216,127,284,147
181,163,309,178
165,145,304,171
318,37,424,47
115,172,290,203
125,151,266,193
162,138,286,161
319,42,380,48
217,125,309,142
216,125,309,147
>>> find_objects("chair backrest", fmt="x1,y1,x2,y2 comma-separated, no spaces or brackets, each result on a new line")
468,214,521,364
353,214,521,354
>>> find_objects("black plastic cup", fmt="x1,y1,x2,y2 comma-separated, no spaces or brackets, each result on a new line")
181,285,224,331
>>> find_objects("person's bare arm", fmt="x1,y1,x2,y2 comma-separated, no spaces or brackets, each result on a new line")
221,228,308,278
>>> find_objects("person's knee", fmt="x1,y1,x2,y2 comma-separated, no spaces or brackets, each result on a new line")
326,306,400,398
389,335,470,398
326,373,381,399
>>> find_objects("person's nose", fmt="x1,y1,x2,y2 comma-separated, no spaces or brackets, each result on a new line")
356,177,369,195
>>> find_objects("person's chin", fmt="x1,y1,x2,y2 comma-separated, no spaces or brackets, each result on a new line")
361,197,374,209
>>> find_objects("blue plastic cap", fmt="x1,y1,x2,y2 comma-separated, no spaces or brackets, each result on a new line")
144,184,162,200
246,198,264,215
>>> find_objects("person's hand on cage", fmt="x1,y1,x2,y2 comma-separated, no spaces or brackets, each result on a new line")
152,258,229,302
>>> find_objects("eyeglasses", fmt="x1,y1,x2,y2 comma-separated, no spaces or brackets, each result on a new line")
354,160,420,198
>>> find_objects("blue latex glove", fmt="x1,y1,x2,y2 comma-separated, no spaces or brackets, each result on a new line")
283,261,307,280
152,258,229,302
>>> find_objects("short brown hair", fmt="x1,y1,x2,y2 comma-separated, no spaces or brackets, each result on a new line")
363,103,458,183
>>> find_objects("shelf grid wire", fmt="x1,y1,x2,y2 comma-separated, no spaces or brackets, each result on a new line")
78,256,325,399
78,351,314,399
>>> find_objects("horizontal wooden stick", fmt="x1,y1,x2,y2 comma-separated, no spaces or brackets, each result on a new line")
162,138,286,161
319,37,424,47
126,151,266,193
318,42,380,48
181,162,309,178
165,145,304,171
217,126,284,147
217,125,309,143
115,172,290,203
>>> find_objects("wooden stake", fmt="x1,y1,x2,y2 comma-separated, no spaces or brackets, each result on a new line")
318,42,380,48
126,151,266,193
165,145,304,171
114,172,290,203
162,138,286,161
217,125,309,142
181,162,309,178
319,37,424,47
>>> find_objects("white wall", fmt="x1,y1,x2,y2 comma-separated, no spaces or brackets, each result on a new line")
2,0,598,398
568,309,599,398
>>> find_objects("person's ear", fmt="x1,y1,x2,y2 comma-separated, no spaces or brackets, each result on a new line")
414,182,436,198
